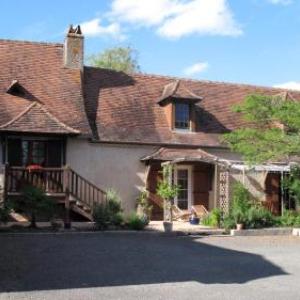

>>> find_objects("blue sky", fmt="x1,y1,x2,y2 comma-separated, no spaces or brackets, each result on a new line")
1,0,300,89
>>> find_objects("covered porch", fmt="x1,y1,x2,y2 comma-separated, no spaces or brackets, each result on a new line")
0,134,106,224
142,147,294,221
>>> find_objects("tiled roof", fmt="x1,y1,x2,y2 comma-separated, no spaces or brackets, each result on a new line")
0,102,80,134
0,39,91,136
158,80,202,105
84,67,300,147
141,147,218,163
2,38,300,147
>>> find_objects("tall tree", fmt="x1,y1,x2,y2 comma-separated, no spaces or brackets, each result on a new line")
223,94,300,164
88,46,140,73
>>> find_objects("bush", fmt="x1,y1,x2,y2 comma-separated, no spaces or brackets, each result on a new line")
136,191,152,224
111,212,124,226
0,204,10,224
231,183,251,225
93,203,111,230
245,206,275,229
20,186,55,228
127,213,147,230
276,210,300,227
106,189,122,214
93,189,124,230
222,183,277,230
202,208,222,228
222,214,236,231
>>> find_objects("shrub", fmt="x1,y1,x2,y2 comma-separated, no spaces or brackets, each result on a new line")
93,188,124,230
231,182,251,225
222,214,236,231
0,204,11,224
277,210,299,227
20,185,55,228
245,206,275,229
93,203,110,230
136,191,152,224
106,189,122,214
110,212,124,226
202,208,222,228
127,213,147,230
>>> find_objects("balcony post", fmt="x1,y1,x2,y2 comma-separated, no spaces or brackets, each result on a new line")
63,165,71,229
3,164,9,203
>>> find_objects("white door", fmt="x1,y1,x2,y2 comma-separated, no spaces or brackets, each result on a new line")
174,165,193,210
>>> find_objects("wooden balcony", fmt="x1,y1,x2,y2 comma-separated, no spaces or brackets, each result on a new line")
3,165,107,222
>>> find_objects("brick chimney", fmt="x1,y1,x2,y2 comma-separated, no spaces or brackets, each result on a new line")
64,25,84,70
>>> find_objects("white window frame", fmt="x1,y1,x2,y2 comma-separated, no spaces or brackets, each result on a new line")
174,165,193,210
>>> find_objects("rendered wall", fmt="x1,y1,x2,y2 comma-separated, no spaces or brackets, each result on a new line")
66,138,158,214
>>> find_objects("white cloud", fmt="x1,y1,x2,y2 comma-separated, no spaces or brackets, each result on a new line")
273,81,300,91
183,62,209,76
158,0,242,39
80,18,125,40
267,0,293,5
109,0,176,26
109,0,242,39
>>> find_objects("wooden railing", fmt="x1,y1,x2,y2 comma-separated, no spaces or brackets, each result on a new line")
5,165,106,212
6,166,64,194
67,167,107,210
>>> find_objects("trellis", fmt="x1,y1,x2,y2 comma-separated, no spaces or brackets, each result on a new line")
219,168,229,213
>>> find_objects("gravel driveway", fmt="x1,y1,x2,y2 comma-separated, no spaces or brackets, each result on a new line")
0,233,299,300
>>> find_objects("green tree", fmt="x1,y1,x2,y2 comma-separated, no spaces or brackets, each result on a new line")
88,46,140,73
156,165,179,222
20,186,55,228
223,94,300,165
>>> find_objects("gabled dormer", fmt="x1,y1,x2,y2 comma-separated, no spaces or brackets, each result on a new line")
6,80,25,97
158,80,202,132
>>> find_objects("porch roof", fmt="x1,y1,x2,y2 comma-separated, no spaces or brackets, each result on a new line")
0,102,80,135
141,147,221,164
141,147,293,172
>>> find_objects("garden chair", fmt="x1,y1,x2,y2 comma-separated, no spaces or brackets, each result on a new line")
191,205,209,219
171,205,190,222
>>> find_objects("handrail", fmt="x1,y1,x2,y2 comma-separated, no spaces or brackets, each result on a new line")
5,166,107,213
147,190,163,208
68,167,106,194
66,167,106,211
9,166,63,172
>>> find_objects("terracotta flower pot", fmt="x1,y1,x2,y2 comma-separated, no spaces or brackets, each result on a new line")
236,223,244,231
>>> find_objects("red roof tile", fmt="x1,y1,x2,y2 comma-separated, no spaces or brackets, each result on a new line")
0,102,80,134
141,147,218,162
84,68,300,147
0,39,91,136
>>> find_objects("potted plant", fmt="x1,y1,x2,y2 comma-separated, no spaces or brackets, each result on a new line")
233,209,245,230
189,212,200,225
156,165,179,233
231,183,251,231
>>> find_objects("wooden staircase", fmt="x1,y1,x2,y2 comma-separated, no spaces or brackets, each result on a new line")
147,191,164,220
4,165,107,222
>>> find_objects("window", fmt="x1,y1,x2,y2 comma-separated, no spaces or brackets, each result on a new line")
22,141,46,166
174,103,190,130
177,169,189,209
6,138,63,167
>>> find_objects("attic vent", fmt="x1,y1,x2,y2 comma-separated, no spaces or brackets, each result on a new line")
6,80,25,97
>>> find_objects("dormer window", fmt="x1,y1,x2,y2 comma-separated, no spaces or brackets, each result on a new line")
175,103,190,130
158,80,203,133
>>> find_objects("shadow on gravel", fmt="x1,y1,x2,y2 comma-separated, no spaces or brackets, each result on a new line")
0,233,287,292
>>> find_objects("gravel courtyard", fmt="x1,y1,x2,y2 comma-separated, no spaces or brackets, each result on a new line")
0,233,299,300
